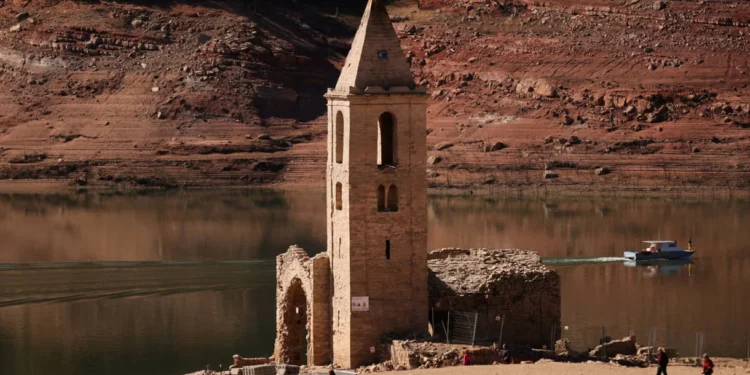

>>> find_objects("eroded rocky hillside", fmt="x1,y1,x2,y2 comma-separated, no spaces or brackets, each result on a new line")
1,0,749,191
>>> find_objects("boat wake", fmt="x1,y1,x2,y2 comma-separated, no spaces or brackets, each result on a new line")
542,256,628,266
0,260,276,307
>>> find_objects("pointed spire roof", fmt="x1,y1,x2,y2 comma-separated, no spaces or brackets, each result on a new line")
335,0,416,92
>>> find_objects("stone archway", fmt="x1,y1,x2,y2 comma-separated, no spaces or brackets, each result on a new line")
278,278,310,365
275,246,331,366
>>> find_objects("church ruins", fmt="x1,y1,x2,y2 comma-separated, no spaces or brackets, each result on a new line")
274,0,560,369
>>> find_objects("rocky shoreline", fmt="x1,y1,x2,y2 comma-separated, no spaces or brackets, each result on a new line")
188,337,749,375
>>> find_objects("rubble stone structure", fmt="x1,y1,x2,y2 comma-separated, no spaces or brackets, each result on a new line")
274,246,331,366
275,0,428,369
428,248,561,348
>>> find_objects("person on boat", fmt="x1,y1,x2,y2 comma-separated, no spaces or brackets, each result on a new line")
702,353,714,375
462,351,472,366
656,347,669,375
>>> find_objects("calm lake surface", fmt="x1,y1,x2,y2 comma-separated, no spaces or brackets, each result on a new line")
1,189,749,374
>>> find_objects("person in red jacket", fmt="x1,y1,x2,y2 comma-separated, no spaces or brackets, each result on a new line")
656,347,669,375
702,354,714,375
462,351,472,366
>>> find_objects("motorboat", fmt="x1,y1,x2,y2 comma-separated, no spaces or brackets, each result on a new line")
623,240,695,261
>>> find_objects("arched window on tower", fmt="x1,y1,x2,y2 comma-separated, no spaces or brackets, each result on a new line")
377,185,386,212
377,112,397,167
335,111,344,164
336,183,343,210
387,185,398,211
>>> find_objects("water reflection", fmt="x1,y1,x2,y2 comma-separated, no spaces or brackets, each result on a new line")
0,190,327,263
623,259,694,277
0,190,749,375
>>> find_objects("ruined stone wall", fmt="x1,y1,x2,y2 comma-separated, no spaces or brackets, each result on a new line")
428,248,561,349
274,246,331,366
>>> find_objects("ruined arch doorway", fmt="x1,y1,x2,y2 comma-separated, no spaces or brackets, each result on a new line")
279,278,310,366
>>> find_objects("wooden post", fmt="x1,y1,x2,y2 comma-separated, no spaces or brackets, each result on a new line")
471,312,478,346
499,315,506,346
447,311,451,344
431,307,435,337
442,321,450,344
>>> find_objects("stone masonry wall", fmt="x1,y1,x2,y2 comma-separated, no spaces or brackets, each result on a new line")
428,248,561,349
275,246,331,366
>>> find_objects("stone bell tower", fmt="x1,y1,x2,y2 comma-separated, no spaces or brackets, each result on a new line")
324,0,428,368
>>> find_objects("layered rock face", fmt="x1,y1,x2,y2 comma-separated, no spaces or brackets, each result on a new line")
3,0,750,189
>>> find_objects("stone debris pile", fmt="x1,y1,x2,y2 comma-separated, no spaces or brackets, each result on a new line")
428,248,556,296
372,340,505,371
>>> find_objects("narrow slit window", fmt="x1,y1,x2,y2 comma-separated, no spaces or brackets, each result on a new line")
335,111,344,164
377,185,386,211
385,239,391,260
335,183,343,210
377,112,397,166
387,185,398,211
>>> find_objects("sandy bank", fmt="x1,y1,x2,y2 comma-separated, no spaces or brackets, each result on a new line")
378,361,748,375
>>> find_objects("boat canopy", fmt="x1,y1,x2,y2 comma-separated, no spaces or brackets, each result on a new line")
643,240,676,244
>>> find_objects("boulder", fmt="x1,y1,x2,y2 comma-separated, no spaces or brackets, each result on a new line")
555,338,578,356
589,336,637,358
489,141,507,151
229,354,270,369
427,155,442,165
611,354,648,367
515,78,557,98
595,167,611,176
435,142,454,151
653,0,666,10
647,106,669,123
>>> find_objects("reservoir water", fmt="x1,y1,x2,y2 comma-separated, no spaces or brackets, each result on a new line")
0,189,748,374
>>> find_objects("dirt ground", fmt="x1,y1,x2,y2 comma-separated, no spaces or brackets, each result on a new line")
1,0,750,191
378,361,749,375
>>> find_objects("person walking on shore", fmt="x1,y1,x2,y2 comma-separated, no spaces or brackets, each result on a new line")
656,347,669,375
462,351,472,366
702,354,714,375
